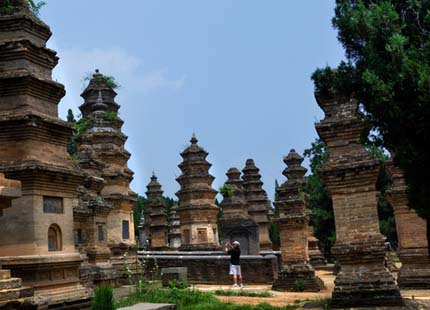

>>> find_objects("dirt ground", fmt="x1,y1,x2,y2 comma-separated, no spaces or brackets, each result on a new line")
194,269,430,308
114,267,430,309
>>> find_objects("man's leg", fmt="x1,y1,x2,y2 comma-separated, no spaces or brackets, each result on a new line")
233,274,237,285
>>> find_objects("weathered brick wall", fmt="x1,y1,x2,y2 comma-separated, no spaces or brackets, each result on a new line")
140,254,279,284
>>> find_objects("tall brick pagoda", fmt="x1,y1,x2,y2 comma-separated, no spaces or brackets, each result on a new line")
386,158,430,288
145,173,169,250
176,134,220,251
272,150,323,291
220,168,259,255
242,159,272,251
168,204,182,249
315,92,403,308
0,1,90,306
79,70,137,274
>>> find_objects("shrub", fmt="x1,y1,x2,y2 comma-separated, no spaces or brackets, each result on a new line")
167,279,190,289
214,290,272,298
292,279,305,292
92,286,114,310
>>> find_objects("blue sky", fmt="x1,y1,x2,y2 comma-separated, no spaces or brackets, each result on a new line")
41,1,345,201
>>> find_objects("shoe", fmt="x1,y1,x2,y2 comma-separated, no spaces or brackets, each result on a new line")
239,283,243,288
232,284,238,288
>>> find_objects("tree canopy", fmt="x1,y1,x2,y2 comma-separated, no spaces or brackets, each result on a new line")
313,0,430,220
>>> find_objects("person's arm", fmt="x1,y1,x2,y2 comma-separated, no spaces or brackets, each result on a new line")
224,242,232,253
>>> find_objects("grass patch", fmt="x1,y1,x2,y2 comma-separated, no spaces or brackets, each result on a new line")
214,290,272,298
116,287,298,310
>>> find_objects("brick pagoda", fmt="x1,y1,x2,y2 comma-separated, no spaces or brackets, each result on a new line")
220,168,259,255
386,159,430,288
0,1,90,306
315,92,403,307
78,70,137,275
145,173,169,250
272,149,323,291
242,159,272,251
176,134,220,251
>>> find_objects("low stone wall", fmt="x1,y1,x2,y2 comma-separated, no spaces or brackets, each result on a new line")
138,251,279,284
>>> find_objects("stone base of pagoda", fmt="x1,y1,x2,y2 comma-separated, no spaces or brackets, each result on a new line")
397,249,430,289
309,251,327,268
178,243,221,251
272,263,323,292
331,240,404,308
0,254,91,309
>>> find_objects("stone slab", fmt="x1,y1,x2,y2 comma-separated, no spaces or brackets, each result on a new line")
118,303,176,310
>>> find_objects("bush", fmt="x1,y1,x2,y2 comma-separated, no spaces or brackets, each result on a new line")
292,279,305,292
92,286,114,310
167,279,190,289
214,290,272,298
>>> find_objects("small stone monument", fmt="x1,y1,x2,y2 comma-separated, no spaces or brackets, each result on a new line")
220,168,260,255
272,150,323,292
307,227,327,268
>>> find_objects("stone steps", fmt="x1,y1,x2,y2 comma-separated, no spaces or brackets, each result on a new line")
0,285,34,302
0,277,22,290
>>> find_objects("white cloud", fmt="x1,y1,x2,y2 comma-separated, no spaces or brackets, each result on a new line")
50,45,185,118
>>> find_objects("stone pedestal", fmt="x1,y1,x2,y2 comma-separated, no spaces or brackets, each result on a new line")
386,162,430,288
308,236,327,268
315,92,403,308
176,134,220,251
271,150,323,292
307,226,326,268
220,168,260,255
160,267,187,287
242,159,272,251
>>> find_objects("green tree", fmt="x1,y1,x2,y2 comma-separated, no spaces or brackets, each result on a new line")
322,0,430,243
133,195,146,237
67,108,76,123
302,139,335,258
66,109,78,155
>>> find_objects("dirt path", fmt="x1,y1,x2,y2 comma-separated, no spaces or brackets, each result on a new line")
195,269,430,308
194,270,334,307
